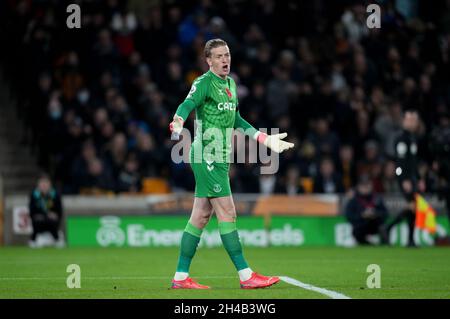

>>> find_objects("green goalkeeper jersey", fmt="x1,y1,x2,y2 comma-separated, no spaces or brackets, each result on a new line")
175,70,257,163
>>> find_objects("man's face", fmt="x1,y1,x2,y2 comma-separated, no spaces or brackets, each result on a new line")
38,178,51,194
207,45,231,78
357,182,372,195
320,160,334,177
403,112,419,132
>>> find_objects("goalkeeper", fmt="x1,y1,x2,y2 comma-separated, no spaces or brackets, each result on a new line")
169,39,294,289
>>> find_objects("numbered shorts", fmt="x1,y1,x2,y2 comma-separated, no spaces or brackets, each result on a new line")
190,160,231,198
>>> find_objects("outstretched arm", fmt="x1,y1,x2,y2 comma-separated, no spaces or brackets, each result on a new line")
169,100,196,139
233,110,258,137
174,100,196,122
169,77,207,139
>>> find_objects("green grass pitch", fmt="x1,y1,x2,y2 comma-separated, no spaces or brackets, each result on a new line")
1,246,449,299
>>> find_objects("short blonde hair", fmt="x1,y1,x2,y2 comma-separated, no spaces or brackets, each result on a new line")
204,38,228,58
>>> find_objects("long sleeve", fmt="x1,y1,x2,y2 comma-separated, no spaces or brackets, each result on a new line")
233,110,258,138
175,76,208,121
175,99,196,121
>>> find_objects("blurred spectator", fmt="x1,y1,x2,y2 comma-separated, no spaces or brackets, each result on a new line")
208,16,238,51
345,176,389,245
298,141,318,178
313,157,344,194
259,172,276,195
2,1,449,197
104,132,128,179
307,117,340,161
95,118,114,147
59,51,84,102
357,140,382,178
337,144,357,191
239,81,269,129
81,157,115,193
43,92,66,167
28,174,64,248
111,10,137,58
429,112,450,232
134,131,162,177
381,160,401,193
275,165,305,195
109,94,131,133
352,109,379,158
29,72,52,151
384,110,422,247
229,165,244,193
266,68,294,120
92,29,120,78
116,152,142,193
71,140,97,193
341,4,369,44
238,161,260,193
374,101,403,157
178,11,209,47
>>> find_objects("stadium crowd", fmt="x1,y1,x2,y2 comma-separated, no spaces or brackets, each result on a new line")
1,0,450,195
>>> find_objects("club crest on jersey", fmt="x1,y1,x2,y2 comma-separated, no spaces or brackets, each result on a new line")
225,88,233,98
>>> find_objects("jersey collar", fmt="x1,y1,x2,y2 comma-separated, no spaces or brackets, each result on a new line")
208,69,228,83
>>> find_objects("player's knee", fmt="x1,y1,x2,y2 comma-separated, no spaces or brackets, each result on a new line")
218,212,236,222
197,217,209,228
192,211,212,228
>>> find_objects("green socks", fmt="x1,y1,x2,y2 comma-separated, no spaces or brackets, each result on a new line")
175,220,249,275
219,221,249,271
175,222,203,273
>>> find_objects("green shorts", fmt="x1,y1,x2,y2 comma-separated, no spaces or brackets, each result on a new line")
189,145,231,198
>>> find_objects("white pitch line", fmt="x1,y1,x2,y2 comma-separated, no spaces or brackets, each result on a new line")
1,275,351,299
279,276,351,299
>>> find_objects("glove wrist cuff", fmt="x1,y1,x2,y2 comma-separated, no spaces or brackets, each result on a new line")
256,132,268,144
174,114,185,123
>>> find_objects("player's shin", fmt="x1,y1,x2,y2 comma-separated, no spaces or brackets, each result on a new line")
174,222,203,280
218,221,253,281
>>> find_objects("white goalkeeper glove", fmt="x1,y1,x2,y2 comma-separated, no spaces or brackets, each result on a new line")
256,132,295,153
169,115,184,140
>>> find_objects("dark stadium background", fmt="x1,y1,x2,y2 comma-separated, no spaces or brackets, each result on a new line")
0,0,448,197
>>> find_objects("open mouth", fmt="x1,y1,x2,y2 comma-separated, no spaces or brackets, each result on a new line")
222,65,229,72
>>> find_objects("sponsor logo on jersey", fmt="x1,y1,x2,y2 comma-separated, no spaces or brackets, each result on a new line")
217,102,236,111
213,184,222,193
